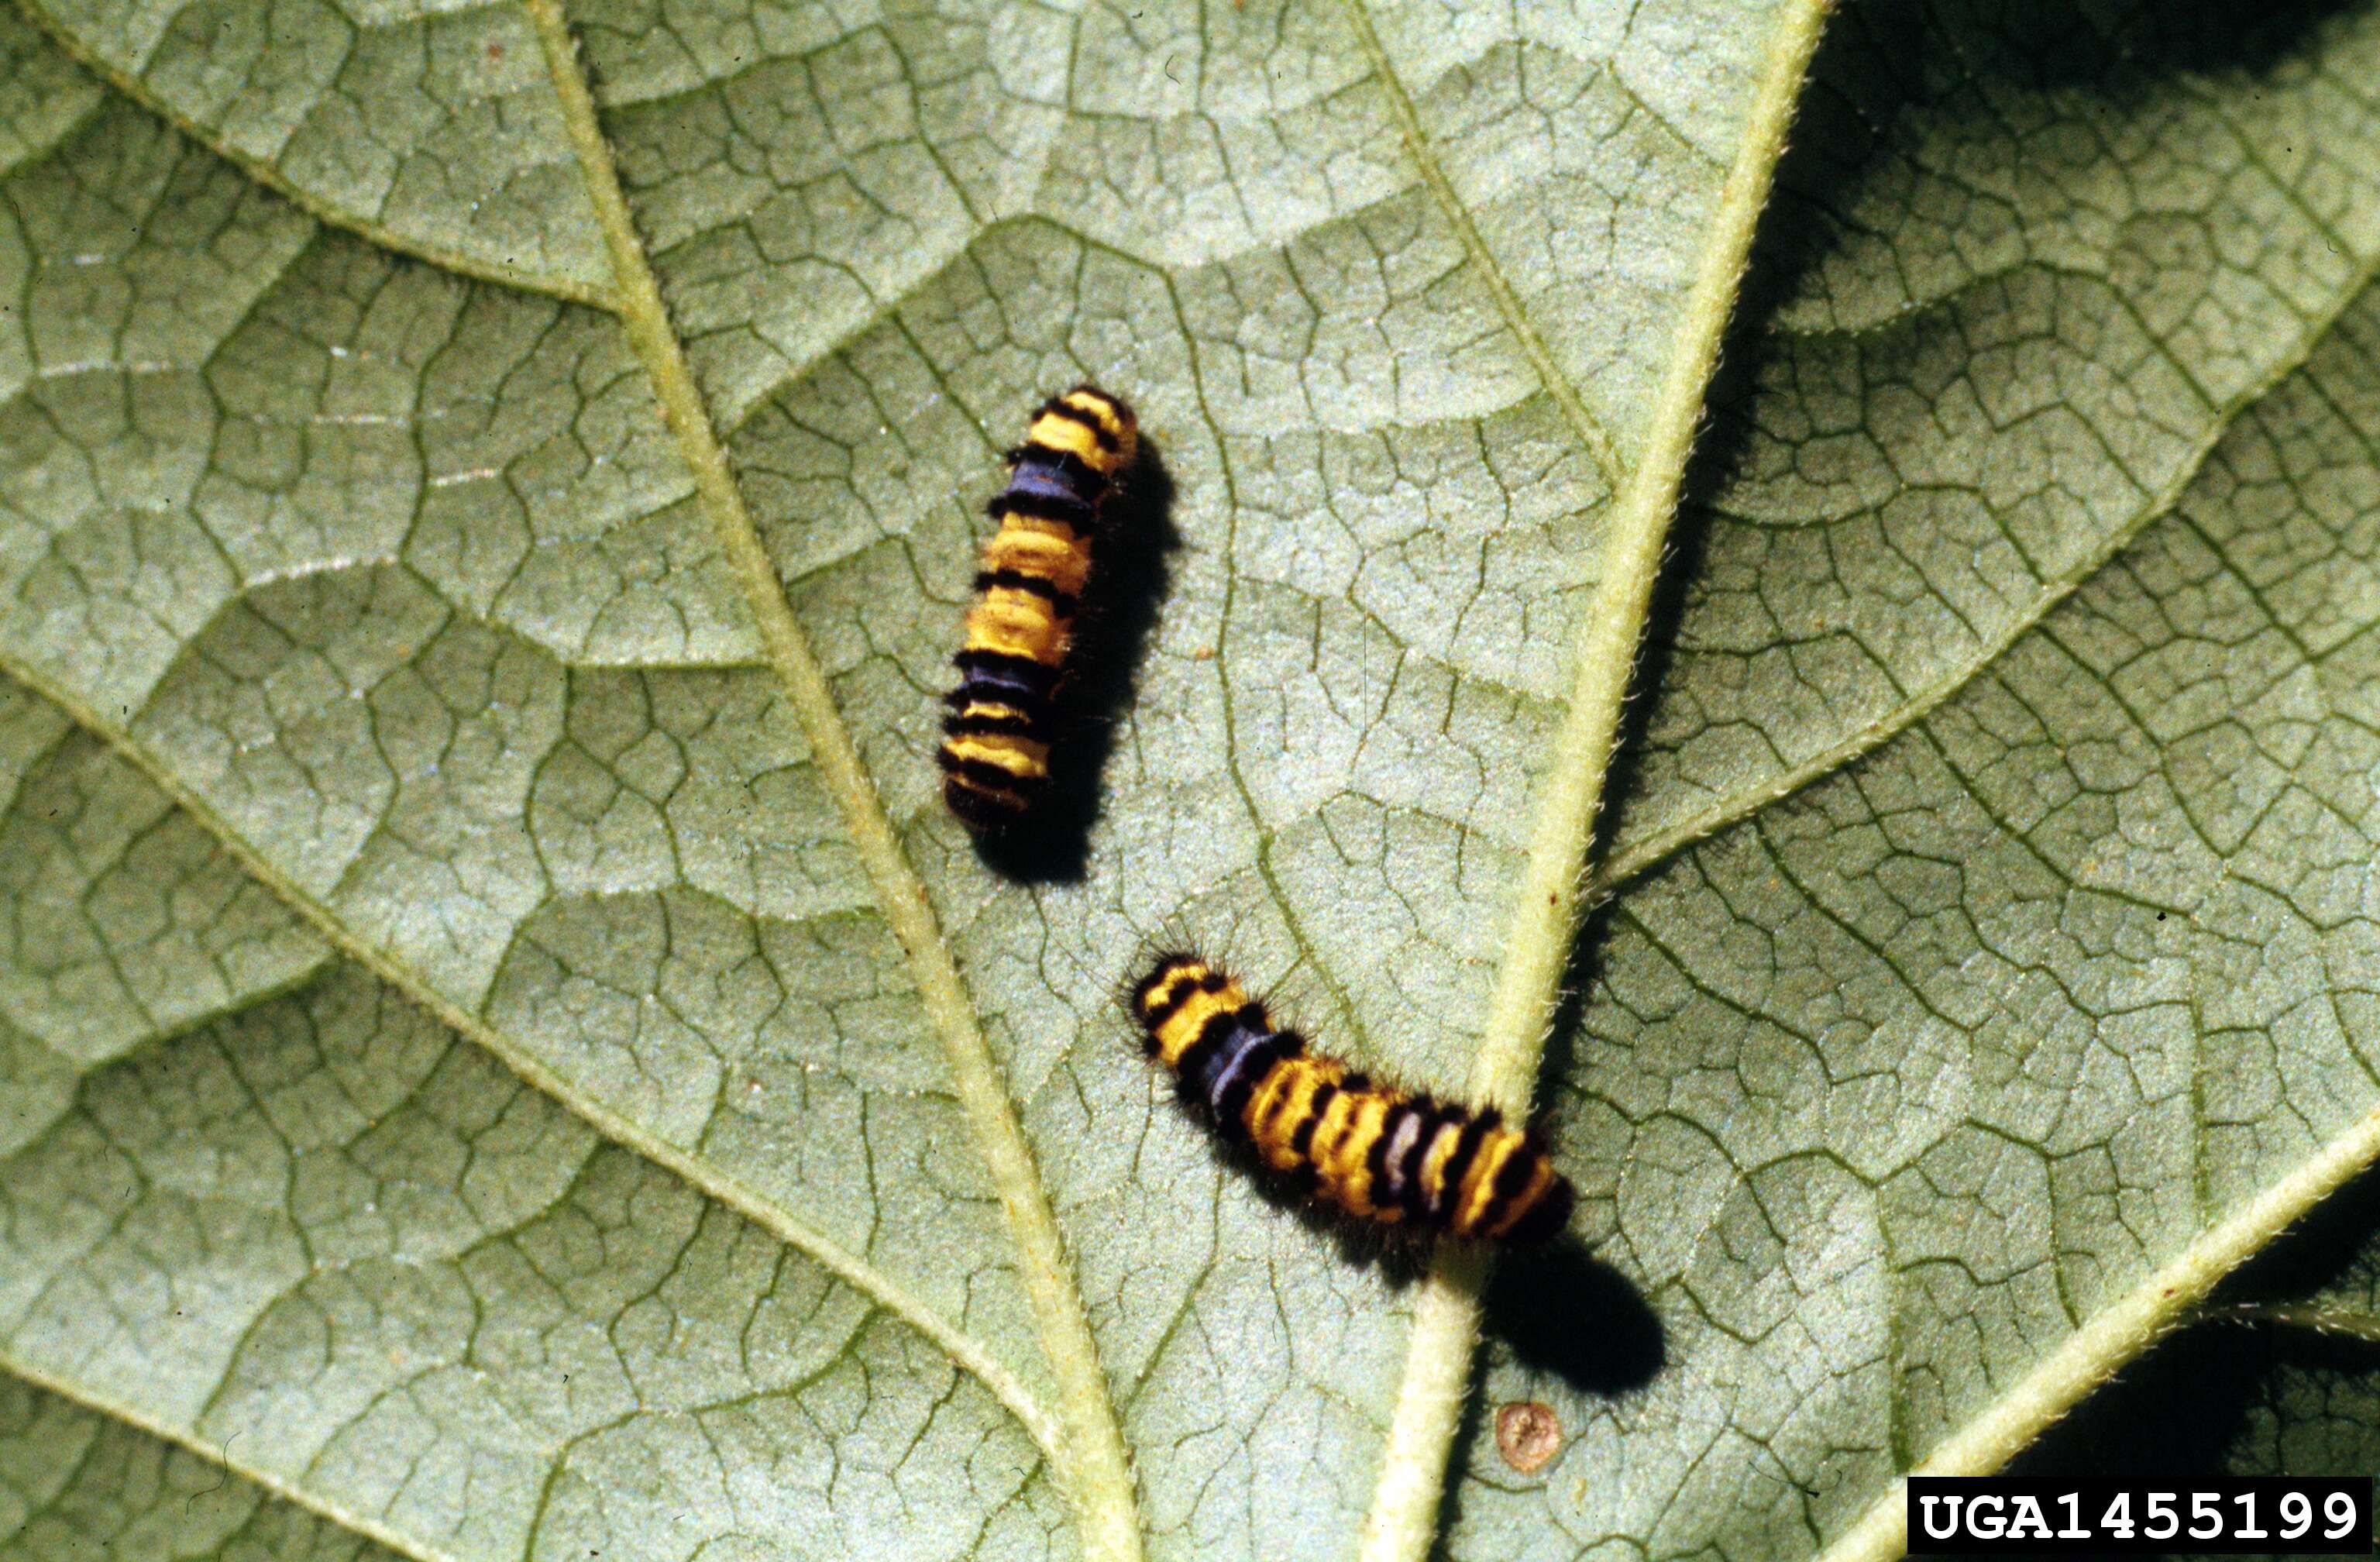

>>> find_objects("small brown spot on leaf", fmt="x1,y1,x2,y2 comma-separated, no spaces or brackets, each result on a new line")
1495,1400,1560,1474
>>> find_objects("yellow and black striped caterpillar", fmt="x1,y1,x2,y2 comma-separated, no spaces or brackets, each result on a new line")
1131,954,1575,1243
940,385,1138,831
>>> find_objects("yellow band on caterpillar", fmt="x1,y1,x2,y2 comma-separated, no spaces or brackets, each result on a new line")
963,592,1072,666
983,525,1093,596
1026,410,1108,470
1041,387,1137,476
942,731,1048,780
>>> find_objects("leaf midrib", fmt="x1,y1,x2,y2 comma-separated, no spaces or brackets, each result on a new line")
1355,5,1837,1559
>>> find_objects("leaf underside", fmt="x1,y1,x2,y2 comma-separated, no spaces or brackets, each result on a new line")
5,2,2380,1561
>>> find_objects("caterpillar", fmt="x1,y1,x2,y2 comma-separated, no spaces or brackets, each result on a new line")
940,384,1138,831
1130,953,1575,1243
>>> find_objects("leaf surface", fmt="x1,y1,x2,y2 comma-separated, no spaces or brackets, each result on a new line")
5,2,2380,1561
0,1374,414,1562
19,0,608,297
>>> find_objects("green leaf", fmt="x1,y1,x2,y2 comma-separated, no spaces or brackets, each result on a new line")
2215,1206,2380,1481
1603,2,2380,891
5,2,2380,1562
15,0,610,300
0,1374,414,1561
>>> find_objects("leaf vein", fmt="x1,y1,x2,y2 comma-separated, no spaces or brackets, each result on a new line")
0,655,1067,1471
0,1353,463,1562
9,0,617,311
1590,247,2380,906
1357,6,1836,1557
1336,0,1622,486
514,3,1142,1557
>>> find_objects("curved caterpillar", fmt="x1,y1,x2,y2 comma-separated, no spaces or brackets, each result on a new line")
1131,954,1574,1243
940,384,1138,831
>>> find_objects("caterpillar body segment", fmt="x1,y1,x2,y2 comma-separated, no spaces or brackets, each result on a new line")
1130,954,1574,1243
941,386,1138,831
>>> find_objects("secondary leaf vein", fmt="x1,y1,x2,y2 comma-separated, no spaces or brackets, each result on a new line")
515,3,1143,1557
0,655,1065,1473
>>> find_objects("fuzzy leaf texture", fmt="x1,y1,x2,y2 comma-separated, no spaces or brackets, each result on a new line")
5,2,2380,1561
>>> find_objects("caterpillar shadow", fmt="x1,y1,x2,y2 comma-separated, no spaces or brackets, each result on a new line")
1483,1236,1665,1398
972,442,1179,884
1185,1106,1663,1397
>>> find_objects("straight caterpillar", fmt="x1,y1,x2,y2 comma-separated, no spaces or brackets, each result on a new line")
940,384,1138,831
1130,953,1575,1243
